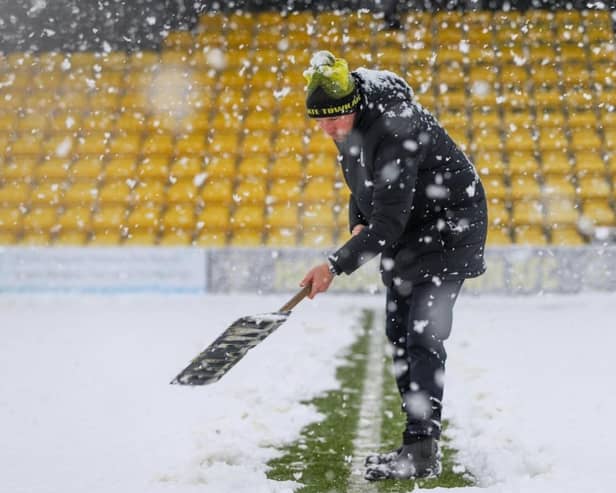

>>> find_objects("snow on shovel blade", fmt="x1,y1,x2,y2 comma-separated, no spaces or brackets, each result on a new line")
170,312,290,386
170,285,310,386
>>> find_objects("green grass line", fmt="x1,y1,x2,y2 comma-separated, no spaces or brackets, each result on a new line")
267,309,373,492
376,354,475,491
267,309,474,492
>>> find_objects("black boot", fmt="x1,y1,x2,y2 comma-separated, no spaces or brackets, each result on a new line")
365,446,402,466
365,437,441,481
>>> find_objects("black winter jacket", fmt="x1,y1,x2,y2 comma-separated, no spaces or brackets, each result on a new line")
328,68,488,287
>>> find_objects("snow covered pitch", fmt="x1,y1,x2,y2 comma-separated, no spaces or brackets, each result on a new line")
1,292,615,492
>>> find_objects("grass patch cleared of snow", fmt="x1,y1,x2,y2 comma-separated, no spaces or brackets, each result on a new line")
267,310,373,492
376,355,475,491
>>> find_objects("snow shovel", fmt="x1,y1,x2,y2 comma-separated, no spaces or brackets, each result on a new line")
170,284,312,385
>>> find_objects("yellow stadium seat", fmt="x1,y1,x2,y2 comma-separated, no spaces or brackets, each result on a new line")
64,182,98,206
123,229,158,245
301,203,336,229
472,127,502,153
514,225,547,245
166,181,198,204
163,30,194,50
573,151,606,175
81,111,115,132
170,156,204,181
0,182,30,205
538,128,567,152
0,112,16,133
235,178,267,203
237,155,269,178
244,111,275,132
142,133,174,156
132,181,165,204
542,151,572,175
77,133,108,156
34,159,71,181
231,204,265,230
128,205,161,232
504,128,535,153
159,229,192,246
570,128,602,151
483,176,509,201
580,200,615,226
536,109,566,128
306,132,337,155
550,227,585,246
0,158,36,183
471,111,501,129
197,205,230,231
533,88,562,109
91,205,126,231
21,231,52,246
577,175,611,200
23,207,57,232
17,112,49,134
229,230,263,247
176,133,207,156
510,175,541,200
31,182,65,206
266,228,298,247
273,133,305,156
54,231,88,246
99,180,132,205
268,178,302,204
487,226,512,245
270,156,303,180
89,92,120,112
193,230,227,246
473,152,506,177
303,177,336,204
204,155,236,179
57,207,92,232
105,157,137,181
241,133,272,155
544,198,579,227
603,128,616,150
137,157,170,182
0,208,23,232
302,228,335,247
115,111,146,133
512,200,544,226
542,175,576,199
108,134,142,156
488,200,510,227
10,135,43,157
87,230,122,245
201,179,233,205
569,110,599,128
209,131,240,154
562,88,594,110
161,204,196,231
305,154,337,178
266,204,298,229
508,152,539,176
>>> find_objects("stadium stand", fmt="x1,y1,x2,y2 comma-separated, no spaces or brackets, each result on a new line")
1,7,615,247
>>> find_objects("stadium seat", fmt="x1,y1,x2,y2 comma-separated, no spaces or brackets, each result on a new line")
487,226,512,245
99,180,132,205
54,230,88,246
550,227,585,246
508,152,540,176
541,151,572,176
197,205,230,231
542,175,576,199
162,204,196,231
128,205,161,231
23,207,57,232
138,157,170,182
265,228,298,247
303,177,336,204
235,178,267,203
64,182,98,206
305,154,338,179
230,230,263,247
0,208,23,233
577,175,611,200
510,175,541,200
581,199,616,226
544,198,579,227
237,155,269,178
0,182,30,205
132,181,165,204
193,230,227,247
166,181,198,204
231,204,265,230
57,206,92,232
512,200,544,226
266,204,298,229
201,179,233,205
514,225,548,245
159,229,193,246
270,156,303,180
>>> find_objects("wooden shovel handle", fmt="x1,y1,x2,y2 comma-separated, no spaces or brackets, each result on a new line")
279,284,312,312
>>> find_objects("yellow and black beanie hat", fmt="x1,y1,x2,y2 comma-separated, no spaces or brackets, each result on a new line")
304,51,361,118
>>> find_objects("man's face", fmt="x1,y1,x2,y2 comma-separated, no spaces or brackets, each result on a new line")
315,113,356,142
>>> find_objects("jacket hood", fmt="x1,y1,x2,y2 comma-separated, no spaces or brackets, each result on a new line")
352,68,416,130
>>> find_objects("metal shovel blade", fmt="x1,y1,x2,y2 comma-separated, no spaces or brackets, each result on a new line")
170,312,290,386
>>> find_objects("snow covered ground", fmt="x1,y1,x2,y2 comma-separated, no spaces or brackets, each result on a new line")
1,291,616,493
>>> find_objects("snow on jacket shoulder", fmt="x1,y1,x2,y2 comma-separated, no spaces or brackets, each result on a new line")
329,68,487,286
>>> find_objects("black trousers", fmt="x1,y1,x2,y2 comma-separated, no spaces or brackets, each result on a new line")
385,279,464,442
